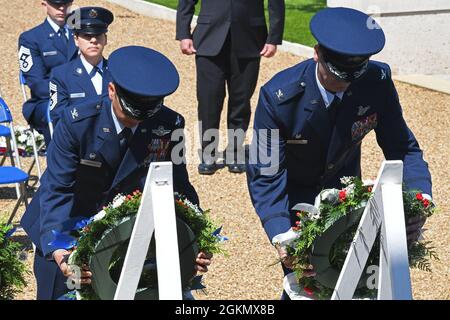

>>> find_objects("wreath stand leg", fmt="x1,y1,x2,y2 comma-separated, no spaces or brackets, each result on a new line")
331,160,412,300
114,162,183,300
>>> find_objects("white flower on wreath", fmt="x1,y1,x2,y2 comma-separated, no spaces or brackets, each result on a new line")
18,133,28,144
112,194,126,209
345,183,356,197
340,176,353,186
175,192,203,216
307,209,321,221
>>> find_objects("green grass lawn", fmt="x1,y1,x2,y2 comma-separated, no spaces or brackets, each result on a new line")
146,0,326,47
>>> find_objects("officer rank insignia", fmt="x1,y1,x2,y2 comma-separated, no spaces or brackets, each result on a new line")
175,115,182,127
18,46,33,72
351,113,377,141
357,105,370,116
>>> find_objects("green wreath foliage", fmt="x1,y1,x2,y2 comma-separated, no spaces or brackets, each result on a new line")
69,191,225,299
0,223,28,300
286,177,438,299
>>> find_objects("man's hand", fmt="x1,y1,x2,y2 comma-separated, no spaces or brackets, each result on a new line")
406,215,426,248
260,44,277,58
180,39,197,55
195,251,212,273
275,245,295,269
53,249,92,284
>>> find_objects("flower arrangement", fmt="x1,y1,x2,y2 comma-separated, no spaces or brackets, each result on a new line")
0,126,44,157
286,176,438,300
0,224,29,300
51,191,226,300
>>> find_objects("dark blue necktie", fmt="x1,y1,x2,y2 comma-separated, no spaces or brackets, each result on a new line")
89,66,103,78
58,27,68,44
119,127,133,158
328,96,342,125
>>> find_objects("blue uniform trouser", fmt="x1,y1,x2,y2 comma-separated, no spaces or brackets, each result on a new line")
24,100,51,147
34,248,68,300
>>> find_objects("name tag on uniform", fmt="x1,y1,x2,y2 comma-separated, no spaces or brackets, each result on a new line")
80,159,102,168
70,92,86,98
43,51,58,56
287,139,308,145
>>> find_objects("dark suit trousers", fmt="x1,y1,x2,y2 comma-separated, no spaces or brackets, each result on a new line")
196,34,260,163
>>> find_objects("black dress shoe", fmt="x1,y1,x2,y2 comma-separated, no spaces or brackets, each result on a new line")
198,162,221,175
227,163,246,173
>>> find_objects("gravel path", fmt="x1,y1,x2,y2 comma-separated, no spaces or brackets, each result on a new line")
0,0,448,300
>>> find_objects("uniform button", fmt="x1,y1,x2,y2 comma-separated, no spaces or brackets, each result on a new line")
300,82,306,87
96,104,101,110
328,163,334,170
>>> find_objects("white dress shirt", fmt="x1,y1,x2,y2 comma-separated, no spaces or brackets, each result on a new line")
46,17,68,39
80,55,104,95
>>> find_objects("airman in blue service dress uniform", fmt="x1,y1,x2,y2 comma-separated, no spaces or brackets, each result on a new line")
18,0,78,145
246,7,433,298
49,7,114,125
21,46,211,300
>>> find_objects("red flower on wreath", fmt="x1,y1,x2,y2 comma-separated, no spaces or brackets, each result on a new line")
339,190,347,202
304,287,314,297
416,193,423,201
422,199,430,208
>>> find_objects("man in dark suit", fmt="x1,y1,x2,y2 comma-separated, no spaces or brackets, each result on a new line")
176,0,285,174
21,46,211,300
49,6,114,125
18,0,78,145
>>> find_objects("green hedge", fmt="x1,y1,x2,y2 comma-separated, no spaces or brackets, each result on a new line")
146,0,325,47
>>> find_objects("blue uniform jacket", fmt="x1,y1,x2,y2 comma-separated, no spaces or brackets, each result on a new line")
21,99,198,256
49,56,112,125
247,59,432,241
18,19,78,122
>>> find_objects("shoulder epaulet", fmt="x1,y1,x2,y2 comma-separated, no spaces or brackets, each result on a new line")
269,80,306,105
367,60,392,82
156,106,185,128
264,60,310,106
67,103,101,123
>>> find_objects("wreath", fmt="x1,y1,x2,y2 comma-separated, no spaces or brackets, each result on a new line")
285,177,438,300
50,191,227,300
